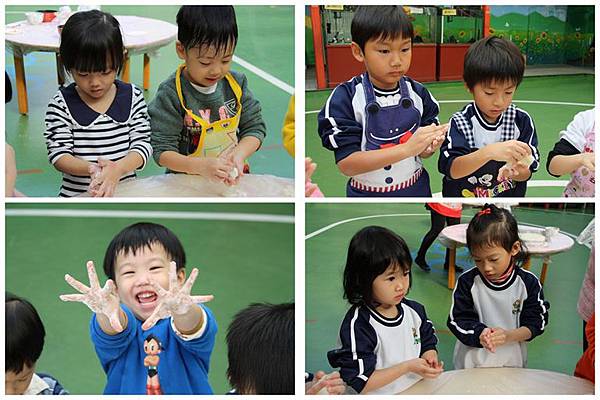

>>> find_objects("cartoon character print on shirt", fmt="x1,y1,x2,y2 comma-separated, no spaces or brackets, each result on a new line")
364,95,420,152
461,171,515,197
143,334,163,395
564,124,595,197
184,101,238,155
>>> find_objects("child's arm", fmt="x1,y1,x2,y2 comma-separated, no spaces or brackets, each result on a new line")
548,152,594,176
53,155,94,176
158,151,236,182
484,326,532,352
414,300,443,369
547,109,593,176
230,135,261,178
448,140,531,179
5,144,17,197
510,110,540,181
142,261,214,333
44,93,92,176
447,274,488,347
59,261,127,335
518,273,550,340
234,72,266,176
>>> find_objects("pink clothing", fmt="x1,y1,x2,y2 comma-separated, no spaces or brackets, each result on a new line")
563,110,595,197
577,245,595,322
306,180,324,197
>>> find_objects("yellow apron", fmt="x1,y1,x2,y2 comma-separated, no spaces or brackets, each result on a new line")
175,64,242,158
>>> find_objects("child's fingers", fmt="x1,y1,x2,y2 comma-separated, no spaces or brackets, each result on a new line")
87,261,101,290
65,274,91,294
190,295,214,304
59,293,86,302
181,268,199,294
142,304,167,331
306,378,328,395
148,278,169,298
168,261,178,289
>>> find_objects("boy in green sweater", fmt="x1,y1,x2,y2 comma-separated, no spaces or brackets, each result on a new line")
149,6,266,184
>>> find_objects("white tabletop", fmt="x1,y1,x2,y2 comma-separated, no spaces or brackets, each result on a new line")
6,15,177,56
401,367,594,395
109,173,294,198
439,223,575,256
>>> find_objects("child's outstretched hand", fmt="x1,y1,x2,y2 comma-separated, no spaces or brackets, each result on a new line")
59,261,124,332
480,327,496,352
141,261,214,330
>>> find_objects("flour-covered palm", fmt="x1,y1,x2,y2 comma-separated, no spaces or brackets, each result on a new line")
141,261,214,331
59,261,124,332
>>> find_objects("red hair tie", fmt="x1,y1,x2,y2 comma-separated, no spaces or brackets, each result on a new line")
478,208,492,216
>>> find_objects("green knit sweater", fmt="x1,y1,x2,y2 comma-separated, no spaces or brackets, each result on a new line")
148,69,266,167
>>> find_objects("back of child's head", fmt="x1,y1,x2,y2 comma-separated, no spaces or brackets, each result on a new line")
467,204,528,266
177,6,238,52
226,302,294,394
351,6,413,52
343,226,412,306
103,222,186,281
6,292,45,373
60,9,124,74
463,35,525,90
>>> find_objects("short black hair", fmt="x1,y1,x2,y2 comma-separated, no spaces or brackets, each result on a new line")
226,302,294,394
59,9,124,74
6,72,12,103
177,6,238,53
6,292,46,373
351,6,413,51
343,226,412,306
463,35,525,89
103,222,186,281
466,204,528,267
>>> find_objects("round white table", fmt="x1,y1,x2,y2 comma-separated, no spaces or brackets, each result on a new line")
5,15,177,114
438,223,574,289
105,173,295,198
401,367,593,394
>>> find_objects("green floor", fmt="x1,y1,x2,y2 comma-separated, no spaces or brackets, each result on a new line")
306,75,595,197
5,5,294,197
6,203,294,394
306,203,593,382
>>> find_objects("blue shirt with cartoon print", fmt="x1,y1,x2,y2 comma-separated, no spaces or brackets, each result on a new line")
90,303,217,394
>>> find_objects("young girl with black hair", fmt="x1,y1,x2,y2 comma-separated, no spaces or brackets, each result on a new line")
44,10,152,197
447,204,550,369
328,226,443,394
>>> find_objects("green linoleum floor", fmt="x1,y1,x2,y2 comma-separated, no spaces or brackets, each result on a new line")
306,203,594,380
305,74,595,197
5,5,295,197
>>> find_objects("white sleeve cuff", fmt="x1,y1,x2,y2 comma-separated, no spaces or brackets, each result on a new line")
170,305,208,341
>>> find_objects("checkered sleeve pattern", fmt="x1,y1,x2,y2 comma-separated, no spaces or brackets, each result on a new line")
452,110,475,148
500,104,518,141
